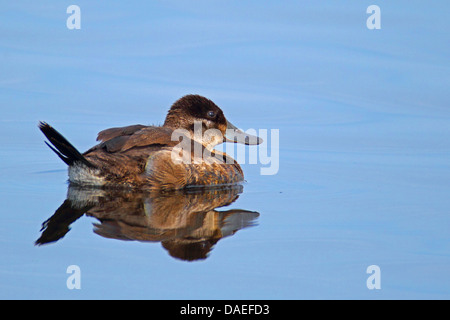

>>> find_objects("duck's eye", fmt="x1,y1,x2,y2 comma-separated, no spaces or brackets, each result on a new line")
207,111,216,118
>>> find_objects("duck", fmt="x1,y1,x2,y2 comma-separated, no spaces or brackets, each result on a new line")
39,94,262,190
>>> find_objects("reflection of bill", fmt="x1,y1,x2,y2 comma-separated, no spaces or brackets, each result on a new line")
36,185,259,262
170,120,279,175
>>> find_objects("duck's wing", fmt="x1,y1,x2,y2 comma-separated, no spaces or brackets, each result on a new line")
96,124,148,142
88,125,178,153
120,126,178,151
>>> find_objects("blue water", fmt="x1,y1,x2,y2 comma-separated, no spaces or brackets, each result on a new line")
1,1,449,299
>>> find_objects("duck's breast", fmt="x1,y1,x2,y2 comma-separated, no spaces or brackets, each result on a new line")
144,149,244,190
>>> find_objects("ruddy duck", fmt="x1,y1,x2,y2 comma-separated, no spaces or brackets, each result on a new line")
39,95,262,190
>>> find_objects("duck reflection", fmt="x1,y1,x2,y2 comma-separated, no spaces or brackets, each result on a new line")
36,184,259,261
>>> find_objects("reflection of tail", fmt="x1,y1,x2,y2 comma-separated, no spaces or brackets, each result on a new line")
35,199,88,246
38,122,95,168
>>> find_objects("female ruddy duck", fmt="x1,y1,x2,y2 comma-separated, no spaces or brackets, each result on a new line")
39,95,262,190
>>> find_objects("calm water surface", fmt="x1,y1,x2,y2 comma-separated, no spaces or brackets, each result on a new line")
0,1,449,299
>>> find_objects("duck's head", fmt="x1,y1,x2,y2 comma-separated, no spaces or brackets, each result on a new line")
163,94,263,148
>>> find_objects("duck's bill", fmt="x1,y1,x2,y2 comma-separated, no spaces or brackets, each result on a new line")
224,120,263,145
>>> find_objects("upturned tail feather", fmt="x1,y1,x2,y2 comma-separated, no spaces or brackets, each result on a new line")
38,121,95,168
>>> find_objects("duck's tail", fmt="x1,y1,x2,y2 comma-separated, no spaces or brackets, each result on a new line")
38,121,95,168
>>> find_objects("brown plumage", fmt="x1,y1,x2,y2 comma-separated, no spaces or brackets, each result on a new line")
39,94,262,191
